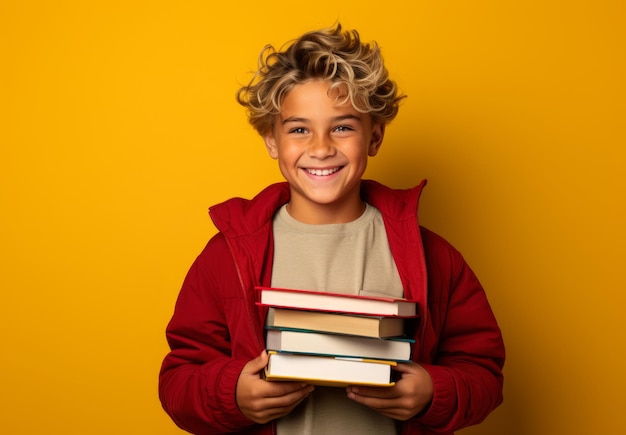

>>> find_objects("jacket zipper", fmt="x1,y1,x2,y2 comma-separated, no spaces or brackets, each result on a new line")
223,235,265,351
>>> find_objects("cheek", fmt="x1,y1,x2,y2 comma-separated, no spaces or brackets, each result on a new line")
346,146,370,164
277,144,302,162
275,151,299,174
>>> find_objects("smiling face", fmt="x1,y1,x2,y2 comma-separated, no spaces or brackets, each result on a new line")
263,79,384,224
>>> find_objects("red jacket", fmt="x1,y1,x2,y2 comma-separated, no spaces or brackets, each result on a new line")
159,180,505,434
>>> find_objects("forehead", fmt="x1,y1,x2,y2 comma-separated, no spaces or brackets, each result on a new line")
280,80,355,113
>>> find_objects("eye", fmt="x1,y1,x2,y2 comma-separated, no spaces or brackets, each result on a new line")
289,127,308,134
334,125,354,133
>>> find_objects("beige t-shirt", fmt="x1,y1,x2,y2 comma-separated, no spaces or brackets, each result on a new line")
271,204,403,435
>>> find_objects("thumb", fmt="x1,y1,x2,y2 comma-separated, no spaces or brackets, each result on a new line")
242,350,269,375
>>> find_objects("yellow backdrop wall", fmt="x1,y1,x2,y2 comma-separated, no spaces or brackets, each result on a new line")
1,1,624,434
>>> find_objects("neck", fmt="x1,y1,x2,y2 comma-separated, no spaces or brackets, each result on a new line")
286,198,366,225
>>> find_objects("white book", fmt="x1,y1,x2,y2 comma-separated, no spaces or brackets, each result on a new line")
265,351,396,387
266,328,413,361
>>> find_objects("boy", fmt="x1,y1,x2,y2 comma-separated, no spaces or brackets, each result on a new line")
159,24,505,434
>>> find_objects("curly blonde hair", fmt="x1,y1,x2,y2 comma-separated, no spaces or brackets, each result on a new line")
236,24,405,135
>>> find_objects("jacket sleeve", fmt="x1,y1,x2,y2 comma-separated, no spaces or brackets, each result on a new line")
413,229,505,433
158,234,260,434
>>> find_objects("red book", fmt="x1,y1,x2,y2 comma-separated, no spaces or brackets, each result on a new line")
256,286,418,317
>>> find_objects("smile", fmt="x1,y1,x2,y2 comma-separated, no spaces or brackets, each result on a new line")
305,167,342,176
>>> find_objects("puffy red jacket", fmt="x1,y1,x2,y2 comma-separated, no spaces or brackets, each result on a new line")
159,180,505,434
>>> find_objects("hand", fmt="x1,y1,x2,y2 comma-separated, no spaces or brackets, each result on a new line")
236,351,315,424
346,361,433,420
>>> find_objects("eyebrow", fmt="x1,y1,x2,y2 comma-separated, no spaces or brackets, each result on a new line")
281,114,362,125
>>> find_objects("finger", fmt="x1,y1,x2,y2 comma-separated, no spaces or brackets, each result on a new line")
265,380,315,398
346,391,414,420
374,407,414,420
347,390,395,411
264,383,314,407
347,387,398,405
241,350,269,375
392,361,420,374
348,375,431,421
247,383,314,423
346,385,399,400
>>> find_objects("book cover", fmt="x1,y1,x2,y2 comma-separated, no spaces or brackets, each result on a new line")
267,308,406,338
264,351,397,387
256,286,418,317
266,328,413,361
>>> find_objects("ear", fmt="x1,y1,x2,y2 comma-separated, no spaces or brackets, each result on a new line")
263,131,279,159
368,123,385,156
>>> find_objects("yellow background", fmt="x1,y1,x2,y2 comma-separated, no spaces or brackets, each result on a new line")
1,1,624,434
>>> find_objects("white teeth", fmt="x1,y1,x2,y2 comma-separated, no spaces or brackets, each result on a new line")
307,167,340,176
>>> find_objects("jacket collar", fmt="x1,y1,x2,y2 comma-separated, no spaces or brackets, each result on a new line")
209,180,427,237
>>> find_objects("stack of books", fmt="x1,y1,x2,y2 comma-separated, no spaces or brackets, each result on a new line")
256,286,419,387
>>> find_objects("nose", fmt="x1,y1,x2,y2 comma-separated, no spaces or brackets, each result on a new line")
308,134,336,159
